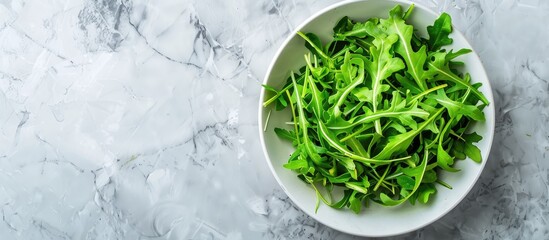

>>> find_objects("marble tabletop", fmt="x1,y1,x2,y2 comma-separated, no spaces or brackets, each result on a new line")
0,0,548,239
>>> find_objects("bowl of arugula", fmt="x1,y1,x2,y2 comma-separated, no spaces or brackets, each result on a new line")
258,0,495,237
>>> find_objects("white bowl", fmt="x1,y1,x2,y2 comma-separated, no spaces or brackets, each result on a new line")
258,0,495,237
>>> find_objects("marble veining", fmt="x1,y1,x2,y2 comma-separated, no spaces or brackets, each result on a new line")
0,0,548,239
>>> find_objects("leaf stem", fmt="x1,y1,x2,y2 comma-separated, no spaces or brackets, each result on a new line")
263,110,272,132
263,83,293,107
286,90,300,145
436,179,453,189
408,83,448,105
297,31,331,62
374,164,392,191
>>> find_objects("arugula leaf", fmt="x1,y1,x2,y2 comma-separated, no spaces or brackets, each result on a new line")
283,158,308,170
303,63,325,119
463,133,483,163
297,32,331,64
345,182,369,194
436,117,460,172
428,90,485,121
379,149,429,206
349,191,363,213
329,92,430,131
395,74,422,94
319,119,409,164
397,175,415,190
274,128,296,142
381,5,428,91
422,170,438,183
417,183,437,204
291,73,325,167
352,87,374,102
374,108,443,160
427,13,453,51
427,52,489,104
331,52,365,118
445,48,472,61
333,16,354,35
337,20,377,39
364,34,406,134
437,143,459,172
262,84,279,94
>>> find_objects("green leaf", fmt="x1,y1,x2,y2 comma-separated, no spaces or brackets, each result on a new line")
338,20,378,39
297,32,332,69
331,52,365,118
395,74,422,94
422,170,437,183
452,140,467,160
381,5,428,91
463,133,483,163
299,32,326,58
346,137,370,159
291,73,325,167
349,191,362,214
303,64,325,118
352,87,373,102
387,122,407,133
379,149,429,206
428,90,485,121
464,132,483,142
397,175,415,190
438,145,459,172
362,174,371,188
320,169,352,184
364,34,406,134
374,108,443,160
275,94,288,110
464,142,482,163
331,190,353,209
345,182,368,194
445,48,472,61
262,84,279,94
437,118,460,172
334,92,429,131
333,16,354,35
283,158,308,170
336,156,356,171
402,3,415,20
274,128,296,142
288,146,302,162
417,184,437,204
318,118,407,164
427,13,453,51
427,52,489,105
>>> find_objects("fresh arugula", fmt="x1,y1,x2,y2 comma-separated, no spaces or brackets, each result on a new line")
263,4,488,213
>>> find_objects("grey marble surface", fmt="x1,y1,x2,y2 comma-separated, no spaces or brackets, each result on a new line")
0,0,548,239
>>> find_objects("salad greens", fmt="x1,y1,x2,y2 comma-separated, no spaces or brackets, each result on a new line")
263,4,488,213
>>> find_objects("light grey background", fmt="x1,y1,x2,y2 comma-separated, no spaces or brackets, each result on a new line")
0,0,547,239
